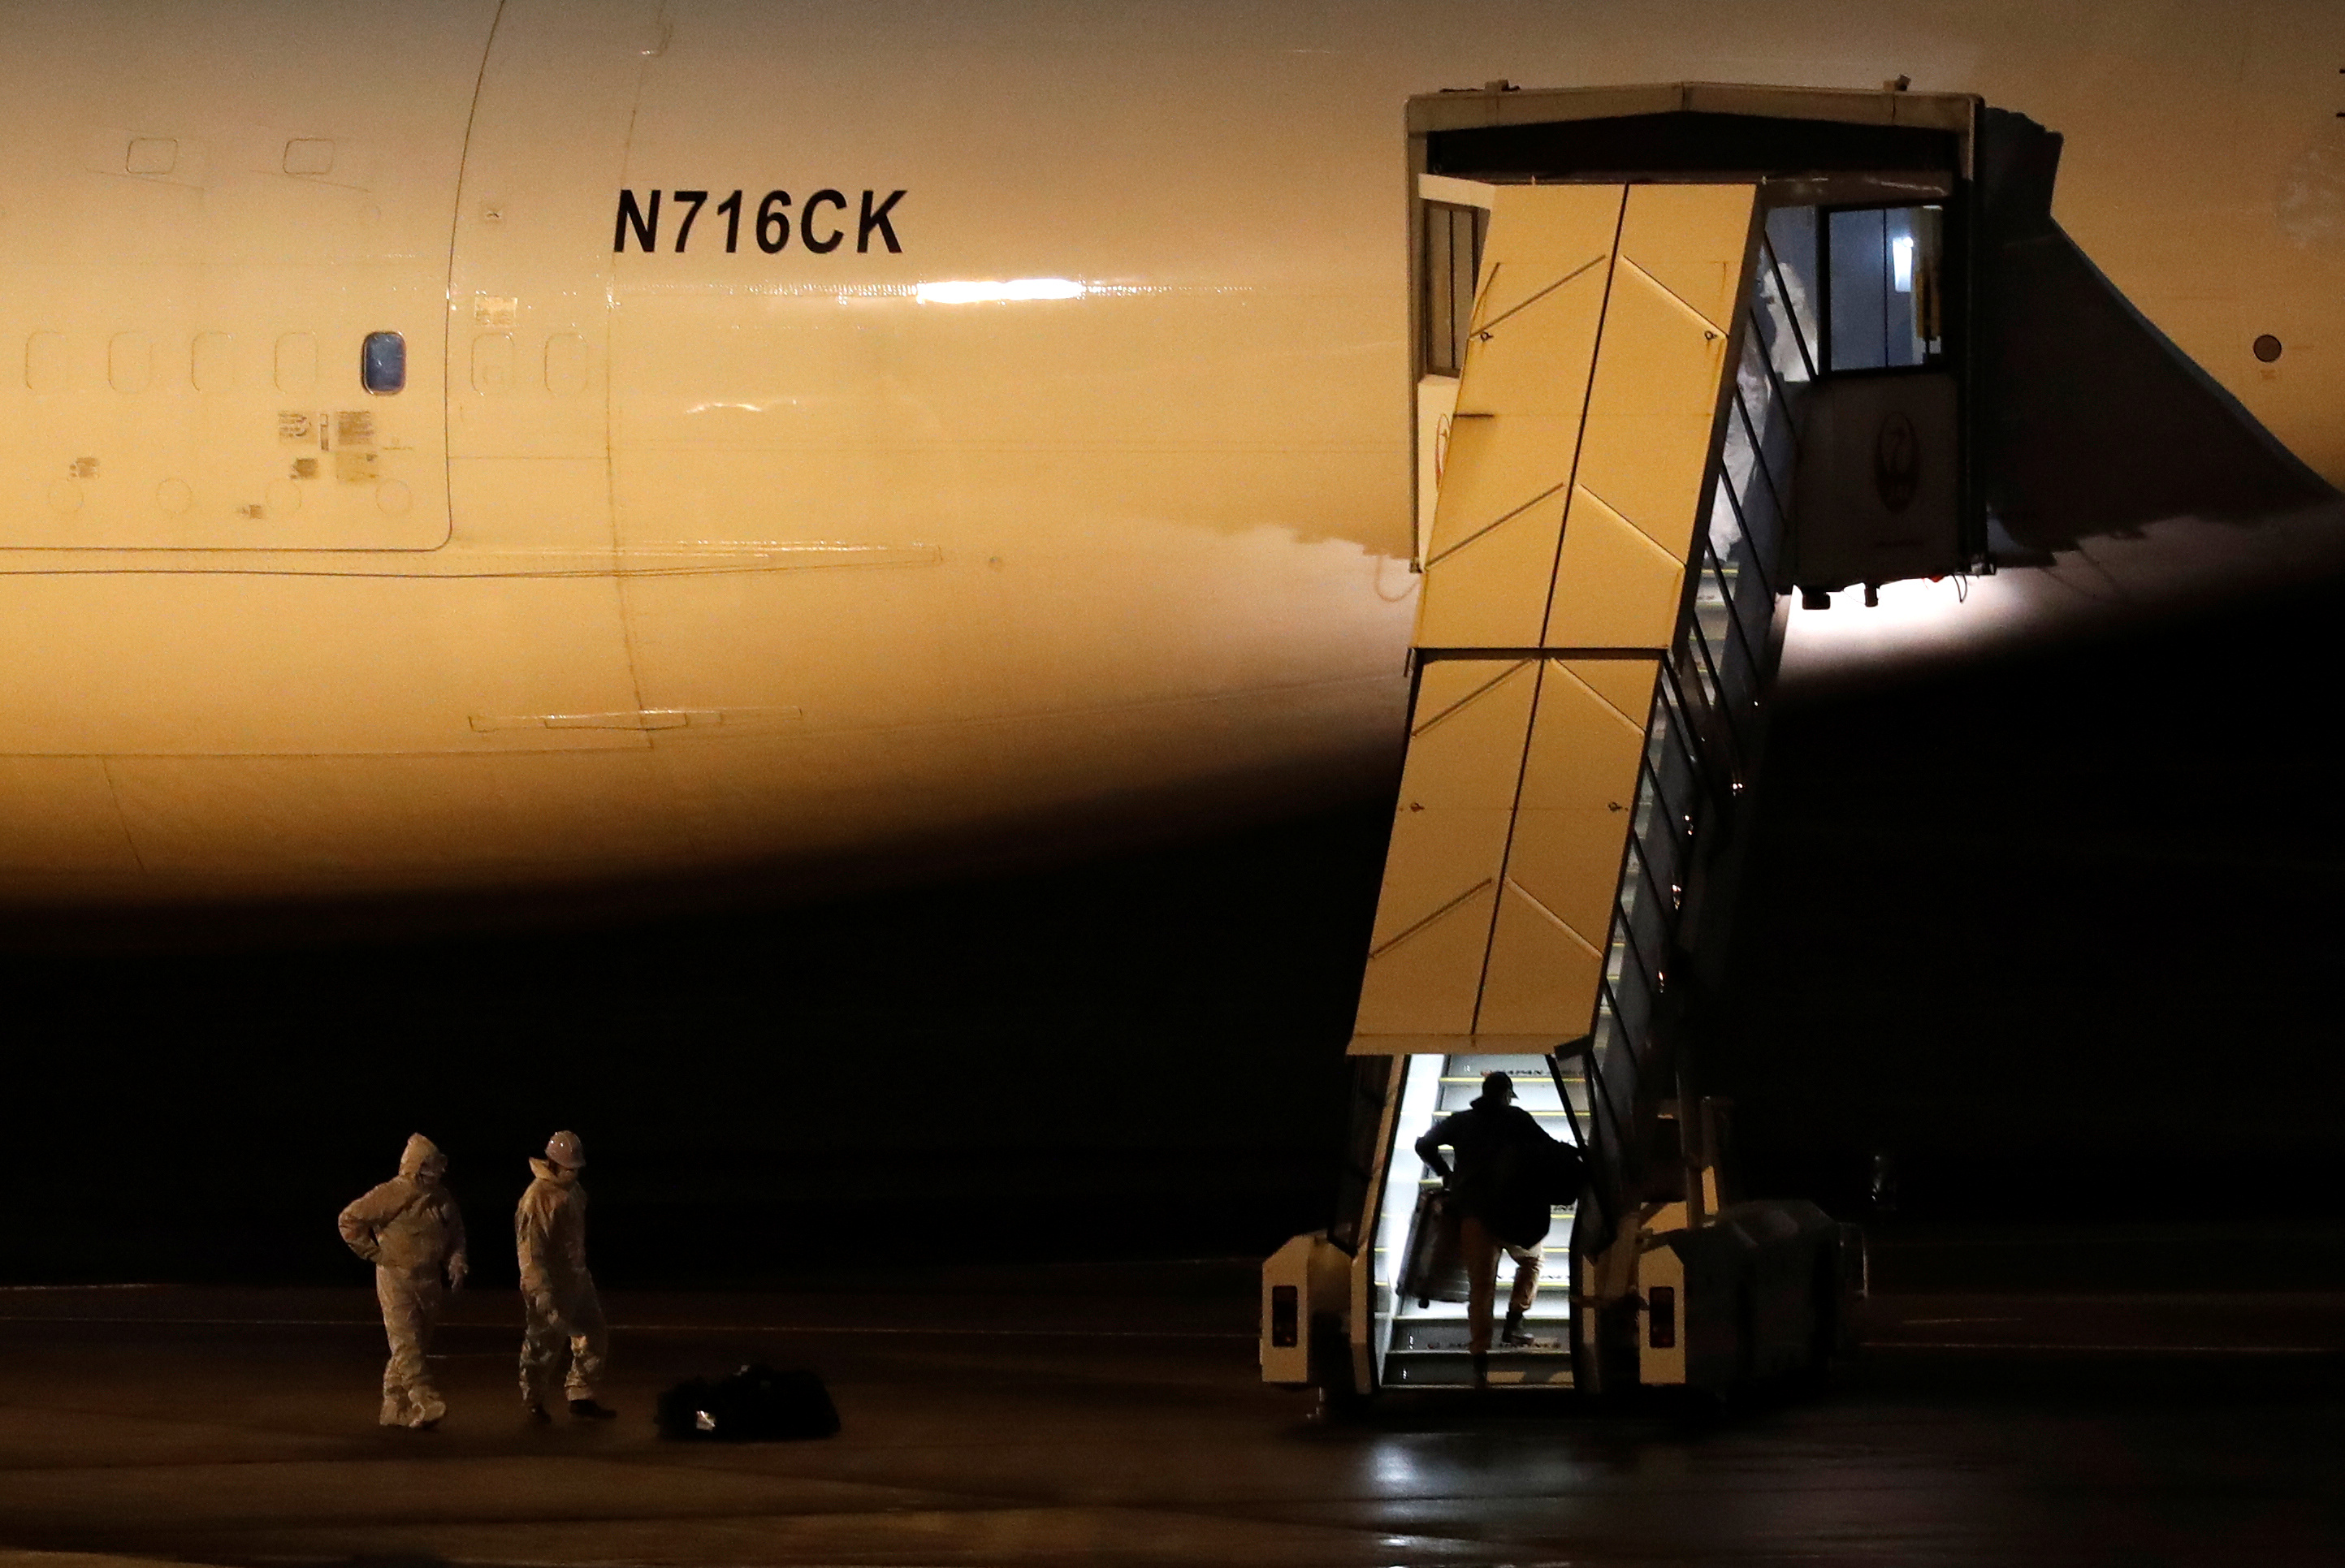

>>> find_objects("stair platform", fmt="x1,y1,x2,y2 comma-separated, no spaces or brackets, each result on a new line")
1383,1315,1575,1389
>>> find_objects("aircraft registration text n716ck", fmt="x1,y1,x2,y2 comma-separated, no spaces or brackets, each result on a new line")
0,0,2339,916
612,188,907,255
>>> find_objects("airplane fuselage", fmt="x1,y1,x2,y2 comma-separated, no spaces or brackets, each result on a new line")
2,0,2339,905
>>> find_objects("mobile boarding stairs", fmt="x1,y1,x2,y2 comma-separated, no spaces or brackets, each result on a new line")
1263,83,1988,1402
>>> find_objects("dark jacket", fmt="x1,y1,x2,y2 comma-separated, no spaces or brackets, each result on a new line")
1416,1099,1564,1249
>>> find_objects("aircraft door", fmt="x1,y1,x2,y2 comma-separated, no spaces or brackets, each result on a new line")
446,0,640,476
1789,202,1966,594
439,0,655,745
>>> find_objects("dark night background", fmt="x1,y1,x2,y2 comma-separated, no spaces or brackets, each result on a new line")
2,576,2339,1290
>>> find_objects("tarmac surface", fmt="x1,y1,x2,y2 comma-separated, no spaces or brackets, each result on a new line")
2,1263,2341,1567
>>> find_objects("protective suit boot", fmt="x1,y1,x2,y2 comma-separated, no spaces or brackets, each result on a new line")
524,1402,553,1426
569,1397,618,1420
379,1392,411,1428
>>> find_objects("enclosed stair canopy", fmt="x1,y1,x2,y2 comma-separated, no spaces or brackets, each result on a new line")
1270,84,1958,1402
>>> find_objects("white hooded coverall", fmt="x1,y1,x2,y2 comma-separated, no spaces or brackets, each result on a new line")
515,1155,607,1406
337,1134,468,1428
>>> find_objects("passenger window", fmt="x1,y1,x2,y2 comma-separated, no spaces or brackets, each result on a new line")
1421,201,1489,378
361,331,405,395
1826,205,1942,372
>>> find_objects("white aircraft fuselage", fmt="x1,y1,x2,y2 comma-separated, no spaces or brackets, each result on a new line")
2,0,2338,906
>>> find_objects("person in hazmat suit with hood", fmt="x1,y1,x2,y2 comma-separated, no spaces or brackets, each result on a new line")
337,1134,468,1429
517,1130,617,1423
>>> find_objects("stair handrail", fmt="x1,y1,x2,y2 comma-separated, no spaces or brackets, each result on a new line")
1547,1035,1611,1241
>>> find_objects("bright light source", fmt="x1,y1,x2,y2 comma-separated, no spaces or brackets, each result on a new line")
1891,235,1915,292
914,278,1085,305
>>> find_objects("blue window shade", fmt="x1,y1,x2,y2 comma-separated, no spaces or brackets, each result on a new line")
361,331,405,395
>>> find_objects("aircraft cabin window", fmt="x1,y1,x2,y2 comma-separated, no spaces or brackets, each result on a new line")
1825,205,1942,373
361,331,405,395
283,139,335,176
1421,201,1488,378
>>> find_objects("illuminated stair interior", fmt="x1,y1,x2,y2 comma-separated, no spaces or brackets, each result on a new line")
1374,1053,1586,1388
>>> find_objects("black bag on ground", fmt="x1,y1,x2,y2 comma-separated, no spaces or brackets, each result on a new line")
655,1363,840,1441
1396,1186,1470,1307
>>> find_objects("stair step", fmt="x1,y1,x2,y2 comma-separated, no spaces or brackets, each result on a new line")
1383,1348,1575,1389
1388,1320,1569,1354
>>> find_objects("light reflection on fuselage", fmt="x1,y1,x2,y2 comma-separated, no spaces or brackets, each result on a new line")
1780,503,2345,695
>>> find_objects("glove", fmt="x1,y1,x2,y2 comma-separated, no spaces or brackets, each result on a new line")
447,1258,468,1292
526,1290,570,1337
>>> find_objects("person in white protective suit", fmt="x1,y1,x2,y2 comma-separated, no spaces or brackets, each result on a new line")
516,1130,617,1423
337,1133,468,1429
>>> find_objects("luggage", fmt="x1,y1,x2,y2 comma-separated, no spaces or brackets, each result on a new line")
655,1363,840,1441
1396,1186,1469,1307
1539,1137,1589,1207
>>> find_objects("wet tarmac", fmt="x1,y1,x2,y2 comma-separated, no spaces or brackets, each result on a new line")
2,1265,2340,1567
